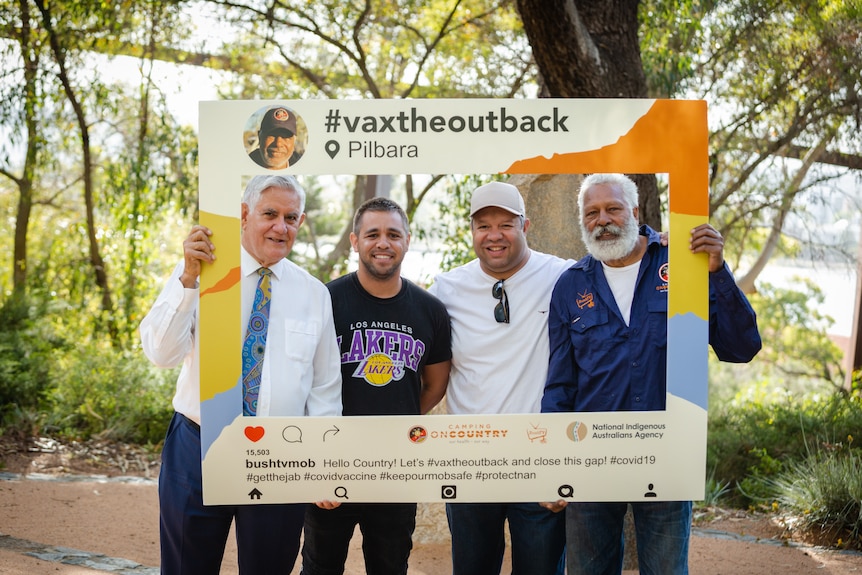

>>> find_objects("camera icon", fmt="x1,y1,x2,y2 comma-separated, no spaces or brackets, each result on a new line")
441,485,457,499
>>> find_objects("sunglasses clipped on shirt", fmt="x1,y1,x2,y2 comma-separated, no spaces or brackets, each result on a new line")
493,279,510,324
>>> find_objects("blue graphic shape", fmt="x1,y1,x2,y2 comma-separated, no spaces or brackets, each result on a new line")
200,380,242,460
667,312,708,410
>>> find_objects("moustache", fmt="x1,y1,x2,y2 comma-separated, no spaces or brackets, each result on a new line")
592,223,623,239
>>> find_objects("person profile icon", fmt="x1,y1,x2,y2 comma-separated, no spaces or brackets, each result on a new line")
245,105,307,170
644,483,657,498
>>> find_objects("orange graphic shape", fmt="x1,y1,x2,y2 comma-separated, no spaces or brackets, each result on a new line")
508,100,708,217
201,266,241,298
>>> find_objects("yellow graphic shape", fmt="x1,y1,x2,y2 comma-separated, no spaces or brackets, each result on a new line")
199,210,241,402
669,213,709,321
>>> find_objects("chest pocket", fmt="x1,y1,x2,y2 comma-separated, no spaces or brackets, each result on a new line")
647,296,668,349
568,306,614,352
284,319,319,363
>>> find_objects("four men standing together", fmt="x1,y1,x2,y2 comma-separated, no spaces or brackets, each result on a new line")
143,173,760,574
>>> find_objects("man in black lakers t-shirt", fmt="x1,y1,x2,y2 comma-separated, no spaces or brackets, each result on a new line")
301,197,452,575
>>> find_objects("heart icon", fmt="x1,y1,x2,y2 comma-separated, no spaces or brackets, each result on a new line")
244,426,265,442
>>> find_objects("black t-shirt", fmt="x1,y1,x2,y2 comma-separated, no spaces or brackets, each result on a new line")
327,273,452,416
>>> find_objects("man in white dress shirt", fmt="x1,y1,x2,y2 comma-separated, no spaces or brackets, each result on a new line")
140,175,341,575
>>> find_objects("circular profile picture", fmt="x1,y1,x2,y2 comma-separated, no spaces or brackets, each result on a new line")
408,426,428,444
244,105,307,170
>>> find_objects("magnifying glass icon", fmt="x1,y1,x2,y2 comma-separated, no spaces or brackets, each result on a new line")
558,484,574,498
334,486,349,499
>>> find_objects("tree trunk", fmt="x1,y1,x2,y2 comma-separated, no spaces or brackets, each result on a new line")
35,0,118,342
509,173,586,261
10,0,39,300
516,0,646,99
515,0,661,230
515,3,658,569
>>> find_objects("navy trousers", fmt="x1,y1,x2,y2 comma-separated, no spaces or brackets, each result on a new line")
159,412,306,575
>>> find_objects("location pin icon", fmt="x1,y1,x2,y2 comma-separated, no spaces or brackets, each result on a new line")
325,140,340,159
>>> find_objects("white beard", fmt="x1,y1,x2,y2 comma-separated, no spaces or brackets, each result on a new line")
581,215,640,262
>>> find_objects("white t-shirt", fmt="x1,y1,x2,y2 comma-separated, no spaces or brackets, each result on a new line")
428,250,574,414
601,260,640,326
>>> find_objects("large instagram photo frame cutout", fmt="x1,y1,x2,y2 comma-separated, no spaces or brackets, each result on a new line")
197,99,709,504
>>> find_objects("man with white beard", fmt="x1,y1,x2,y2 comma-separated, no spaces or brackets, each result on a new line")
541,173,761,575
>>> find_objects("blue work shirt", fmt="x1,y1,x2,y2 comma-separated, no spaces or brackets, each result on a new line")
542,225,761,413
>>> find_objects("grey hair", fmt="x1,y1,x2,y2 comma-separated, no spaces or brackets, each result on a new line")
242,175,306,213
578,173,639,214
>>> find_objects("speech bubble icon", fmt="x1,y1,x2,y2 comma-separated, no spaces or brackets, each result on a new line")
558,484,574,498
282,425,303,443
325,140,340,159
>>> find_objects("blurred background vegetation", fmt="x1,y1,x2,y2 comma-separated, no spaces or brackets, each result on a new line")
1,0,861,547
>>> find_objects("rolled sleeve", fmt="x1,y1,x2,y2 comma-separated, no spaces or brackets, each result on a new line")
140,262,199,368
708,263,762,363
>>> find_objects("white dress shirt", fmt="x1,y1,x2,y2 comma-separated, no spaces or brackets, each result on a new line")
140,247,342,423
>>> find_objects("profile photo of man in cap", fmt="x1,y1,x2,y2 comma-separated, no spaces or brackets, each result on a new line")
246,105,306,169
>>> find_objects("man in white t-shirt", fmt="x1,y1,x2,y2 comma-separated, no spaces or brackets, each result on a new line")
428,181,572,575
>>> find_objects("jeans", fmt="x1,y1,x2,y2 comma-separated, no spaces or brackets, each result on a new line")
565,501,692,575
159,412,306,575
446,502,565,575
302,502,416,575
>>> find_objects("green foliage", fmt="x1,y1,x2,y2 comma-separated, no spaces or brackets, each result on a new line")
708,387,862,507
291,175,354,280
46,342,175,444
747,279,846,389
767,445,862,548
0,290,177,445
209,0,532,100
639,0,713,97
0,295,61,423
652,271,855,513
698,466,733,508
1,0,201,347
701,0,862,266
736,446,785,503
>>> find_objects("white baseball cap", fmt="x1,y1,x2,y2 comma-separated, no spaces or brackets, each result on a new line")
469,181,526,218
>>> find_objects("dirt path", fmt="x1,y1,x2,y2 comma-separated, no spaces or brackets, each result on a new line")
1,472,861,574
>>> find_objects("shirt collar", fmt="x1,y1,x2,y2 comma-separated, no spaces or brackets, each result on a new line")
240,246,285,281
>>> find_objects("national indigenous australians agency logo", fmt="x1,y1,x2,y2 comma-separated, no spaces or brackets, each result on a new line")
566,421,589,443
352,352,405,386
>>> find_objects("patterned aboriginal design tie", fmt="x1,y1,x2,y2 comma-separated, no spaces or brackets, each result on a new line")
242,267,272,416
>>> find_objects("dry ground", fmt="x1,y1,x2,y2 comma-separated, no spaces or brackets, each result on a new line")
1,435,861,574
